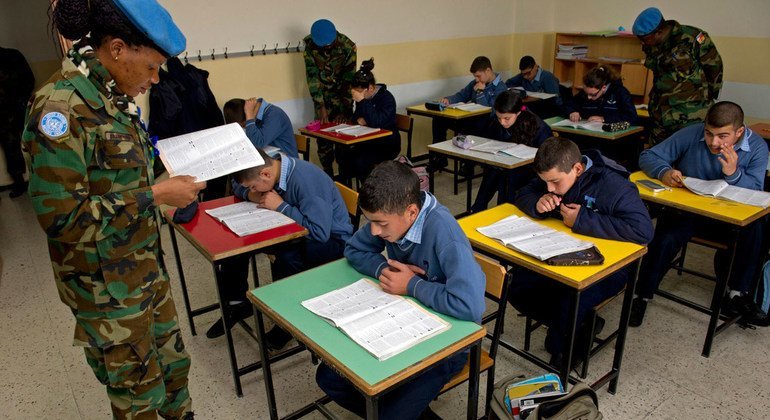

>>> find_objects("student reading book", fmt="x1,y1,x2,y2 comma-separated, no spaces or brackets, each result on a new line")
302,278,449,360
316,161,485,419
633,101,769,327
223,97,299,158
505,55,563,118
563,66,638,126
511,137,653,367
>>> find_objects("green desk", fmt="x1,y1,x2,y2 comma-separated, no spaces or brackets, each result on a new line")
545,116,644,140
247,259,486,420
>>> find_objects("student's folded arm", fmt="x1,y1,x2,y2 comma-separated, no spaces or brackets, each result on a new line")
513,179,549,219
571,185,654,245
277,194,332,243
357,94,395,128
244,119,269,149
638,139,684,180
344,228,388,279
231,180,250,201
407,242,485,322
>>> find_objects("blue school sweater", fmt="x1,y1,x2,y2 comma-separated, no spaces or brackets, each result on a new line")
639,124,768,190
244,100,299,158
515,150,654,245
233,156,353,243
564,81,638,125
446,73,507,108
505,67,562,105
344,192,485,323
352,84,400,155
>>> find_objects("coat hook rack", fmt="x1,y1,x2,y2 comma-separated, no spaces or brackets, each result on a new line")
197,50,201,61
224,47,228,59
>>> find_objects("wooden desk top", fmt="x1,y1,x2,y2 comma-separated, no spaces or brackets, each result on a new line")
248,259,485,396
749,123,770,141
299,125,392,145
630,172,770,226
545,117,644,140
427,138,534,170
406,104,492,120
459,204,646,289
164,196,307,261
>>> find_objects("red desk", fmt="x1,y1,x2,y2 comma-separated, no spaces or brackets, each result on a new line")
299,124,392,146
164,196,308,396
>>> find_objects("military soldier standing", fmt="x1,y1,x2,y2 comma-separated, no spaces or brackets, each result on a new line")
303,19,357,177
23,0,204,418
633,7,723,145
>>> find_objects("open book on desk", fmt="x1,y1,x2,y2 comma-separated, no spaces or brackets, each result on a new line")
551,118,604,132
683,177,770,208
156,123,264,182
511,87,557,100
302,278,450,361
204,201,295,237
465,136,538,159
320,123,380,137
477,215,596,262
447,102,491,112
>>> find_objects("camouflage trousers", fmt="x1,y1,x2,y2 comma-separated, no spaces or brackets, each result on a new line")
80,276,192,419
648,101,710,145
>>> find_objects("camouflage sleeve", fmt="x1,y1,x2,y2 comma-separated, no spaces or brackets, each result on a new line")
698,32,723,101
341,42,357,86
303,49,325,111
23,100,157,244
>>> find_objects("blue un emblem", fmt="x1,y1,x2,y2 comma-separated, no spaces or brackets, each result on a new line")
41,111,69,138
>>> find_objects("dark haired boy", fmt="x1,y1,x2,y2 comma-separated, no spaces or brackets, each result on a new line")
632,101,768,326
206,149,352,344
505,55,561,104
223,97,298,158
512,137,653,366
316,161,485,419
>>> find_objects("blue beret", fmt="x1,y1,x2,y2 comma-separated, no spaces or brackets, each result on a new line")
633,7,664,36
111,0,186,57
311,19,337,47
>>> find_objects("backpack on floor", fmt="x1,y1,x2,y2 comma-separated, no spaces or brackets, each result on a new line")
490,373,602,420
394,155,429,192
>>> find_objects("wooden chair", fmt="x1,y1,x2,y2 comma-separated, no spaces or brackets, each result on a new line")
334,181,361,230
671,236,728,281
295,133,311,161
438,253,512,419
395,113,415,160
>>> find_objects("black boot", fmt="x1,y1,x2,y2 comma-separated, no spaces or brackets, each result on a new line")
206,302,254,339
629,298,647,327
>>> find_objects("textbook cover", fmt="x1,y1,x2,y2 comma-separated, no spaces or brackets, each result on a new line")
503,373,565,416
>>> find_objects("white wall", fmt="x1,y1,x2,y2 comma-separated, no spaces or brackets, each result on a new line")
0,0,59,62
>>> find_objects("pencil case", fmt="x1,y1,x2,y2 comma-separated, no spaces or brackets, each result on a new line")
306,120,321,131
425,101,445,111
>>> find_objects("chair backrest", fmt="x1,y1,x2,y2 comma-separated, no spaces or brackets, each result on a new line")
395,113,414,158
334,181,361,229
475,253,508,300
294,133,310,161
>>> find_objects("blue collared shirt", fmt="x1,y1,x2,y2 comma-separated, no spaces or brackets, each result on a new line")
277,154,291,193
396,192,434,247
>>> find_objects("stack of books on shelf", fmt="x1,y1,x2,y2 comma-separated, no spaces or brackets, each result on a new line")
556,43,588,60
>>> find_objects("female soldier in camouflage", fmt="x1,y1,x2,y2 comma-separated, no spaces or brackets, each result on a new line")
22,0,204,418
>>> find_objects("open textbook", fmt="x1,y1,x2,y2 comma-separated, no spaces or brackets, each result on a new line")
156,123,264,182
511,87,557,100
683,177,770,208
466,136,538,159
320,123,380,137
551,118,604,132
205,201,295,237
301,278,450,361
447,102,491,112
477,215,595,261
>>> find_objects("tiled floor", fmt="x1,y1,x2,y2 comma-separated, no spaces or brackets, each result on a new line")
1,170,768,419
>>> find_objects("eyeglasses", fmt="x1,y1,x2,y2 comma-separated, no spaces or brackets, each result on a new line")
586,85,607,99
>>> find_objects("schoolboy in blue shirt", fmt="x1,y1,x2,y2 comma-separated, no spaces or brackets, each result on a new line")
207,149,353,344
316,161,485,420
512,138,653,367
632,101,769,327
223,97,299,158
505,55,563,116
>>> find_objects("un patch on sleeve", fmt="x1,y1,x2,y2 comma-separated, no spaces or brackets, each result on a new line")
40,111,69,139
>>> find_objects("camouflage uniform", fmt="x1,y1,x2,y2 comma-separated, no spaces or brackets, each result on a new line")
22,41,192,419
303,32,356,175
643,20,723,144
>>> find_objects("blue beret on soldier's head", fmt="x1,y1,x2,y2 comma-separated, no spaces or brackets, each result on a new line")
633,7,664,36
111,0,186,57
311,19,337,47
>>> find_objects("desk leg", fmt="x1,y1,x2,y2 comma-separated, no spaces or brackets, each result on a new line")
702,228,740,357
167,223,196,336
255,309,279,420
609,259,641,394
561,288,581,388
365,395,379,420
467,339,481,420
213,262,244,396
250,254,260,288
465,161,474,214
428,151,435,194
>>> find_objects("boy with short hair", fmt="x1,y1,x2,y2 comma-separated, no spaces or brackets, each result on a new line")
512,138,653,366
505,55,563,118
632,101,768,327
223,97,298,158
206,149,353,344
316,161,485,419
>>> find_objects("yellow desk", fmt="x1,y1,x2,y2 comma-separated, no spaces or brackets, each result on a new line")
630,171,770,357
459,204,646,393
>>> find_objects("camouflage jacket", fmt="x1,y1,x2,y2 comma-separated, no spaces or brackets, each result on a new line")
643,21,723,123
22,56,162,346
303,32,356,118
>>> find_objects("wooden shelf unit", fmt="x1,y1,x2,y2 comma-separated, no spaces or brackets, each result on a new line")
553,33,653,104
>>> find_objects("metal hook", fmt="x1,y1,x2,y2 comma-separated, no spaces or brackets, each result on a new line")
273,43,279,54
211,49,216,60
262,44,267,55
285,42,291,53
250,45,254,57
296,41,302,52
223,47,228,59
184,51,188,64
197,50,201,62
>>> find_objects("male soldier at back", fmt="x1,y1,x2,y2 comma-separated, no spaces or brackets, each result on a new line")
633,7,723,145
